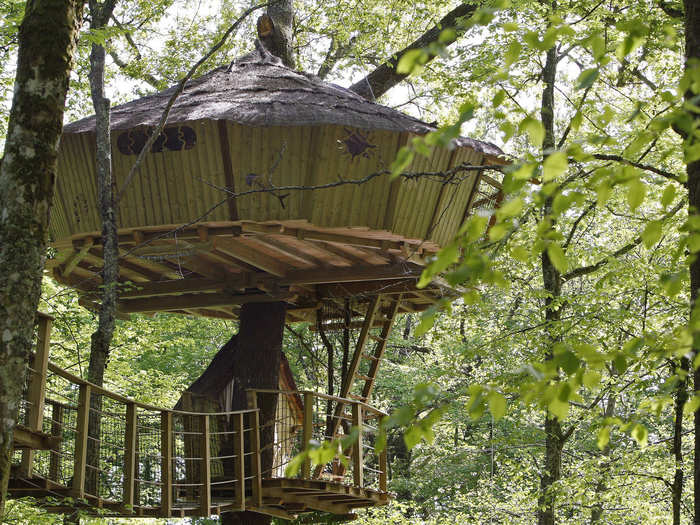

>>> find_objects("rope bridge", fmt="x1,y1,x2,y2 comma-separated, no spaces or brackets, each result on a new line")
9,314,390,520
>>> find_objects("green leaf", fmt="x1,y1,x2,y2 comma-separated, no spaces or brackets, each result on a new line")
414,310,437,337
397,48,427,74
583,370,602,389
570,111,583,131
390,146,414,178
542,151,569,181
493,89,506,108
626,178,646,211
548,397,569,420
661,184,677,207
546,242,568,273
496,197,523,219
576,68,599,90
438,28,457,44
631,423,648,447
641,221,662,249
505,40,522,66
685,395,700,414
597,426,610,449
488,391,507,421
519,116,545,147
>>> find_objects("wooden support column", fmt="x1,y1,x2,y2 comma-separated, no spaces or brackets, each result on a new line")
200,414,211,516
161,411,173,517
302,392,313,479
72,383,91,499
352,404,363,488
20,313,52,477
123,402,137,513
233,412,246,510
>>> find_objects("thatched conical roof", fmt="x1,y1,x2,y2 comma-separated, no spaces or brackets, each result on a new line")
64,48,502,157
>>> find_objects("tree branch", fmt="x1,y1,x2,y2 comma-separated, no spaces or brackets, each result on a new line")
563,200,685,281
592,153,682,183
349,2,480,100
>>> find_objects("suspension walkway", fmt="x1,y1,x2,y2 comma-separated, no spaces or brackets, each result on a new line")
9,313,390,520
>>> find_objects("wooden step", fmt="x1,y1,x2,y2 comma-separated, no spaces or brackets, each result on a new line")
355,374,373,382
348,394,366,401
362,353,379,361
368,334,385,343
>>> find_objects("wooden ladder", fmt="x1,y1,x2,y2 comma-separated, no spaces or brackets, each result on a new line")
331,294,401,437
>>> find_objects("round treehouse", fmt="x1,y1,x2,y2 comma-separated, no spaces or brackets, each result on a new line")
17,42,504,521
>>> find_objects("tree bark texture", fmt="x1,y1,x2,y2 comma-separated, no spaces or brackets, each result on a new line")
264,0,294,67
538,42,564,525
672,358,689,525
349,2,479,100
212,302,287,525
684,2,700,524
85,0,119,496
0,0,83,516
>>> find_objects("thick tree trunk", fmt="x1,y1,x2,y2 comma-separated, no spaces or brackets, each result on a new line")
220,302,286,525
683,2,700,524
85,0,119,497
538,40,564,525
264,0,294,67
0,1,83,516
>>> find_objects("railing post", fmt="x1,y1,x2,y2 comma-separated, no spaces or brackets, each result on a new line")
72,383,91,499
233,412,246,511
352,403,363,488
21,313,52,477
161,411,173,517
200,414,211,516
302,393,313,479
379,445,388,492
249,409,263,508
123,402,137,513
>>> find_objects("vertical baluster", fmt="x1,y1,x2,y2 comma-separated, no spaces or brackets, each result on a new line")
123,402,137,513
249,409,262,508
352,404,363,488
379,444,387,492
200,414,211,516
72,383,91,499
21,313,52,477
161,411,173,517
233,412,246,511
302,393,313,479
48,401,63,482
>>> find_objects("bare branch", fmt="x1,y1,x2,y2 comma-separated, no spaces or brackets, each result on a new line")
592,153,682,183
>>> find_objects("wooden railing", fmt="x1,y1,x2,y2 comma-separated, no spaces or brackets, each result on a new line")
13,315,261,517
247,389,388,493
12,314,390,518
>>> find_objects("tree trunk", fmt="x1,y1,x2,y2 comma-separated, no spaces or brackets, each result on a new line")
672,358,689,525
683,2,700,524
264,0,294,67
0,0,83,516
538,37,564,525
85,0,119,497
220,302,286,525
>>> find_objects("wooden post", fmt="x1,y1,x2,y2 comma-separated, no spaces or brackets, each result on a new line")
21,313,52,477
161,411,173,517
352,403,363,488
48,401,63,482
302,392,313,479
123,402,137,513
233,412,246,510
249,409,263,508
200,414,211,516
379,446,387,492
246,390,258,410
72,383,91,499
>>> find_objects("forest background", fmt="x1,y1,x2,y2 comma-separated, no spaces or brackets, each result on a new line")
1,0,699,523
